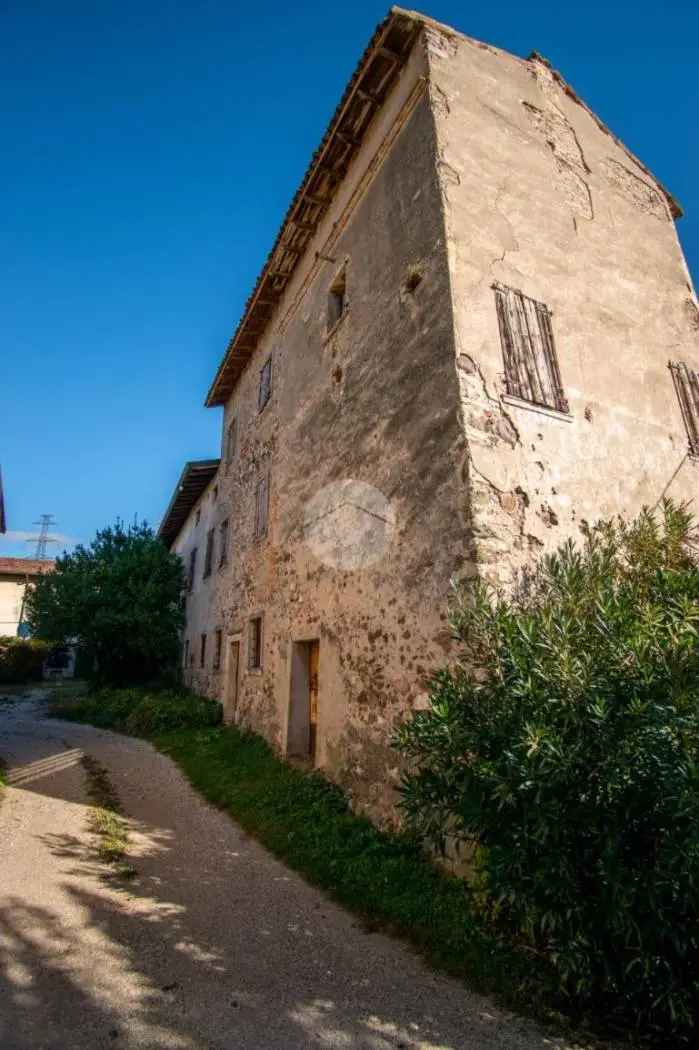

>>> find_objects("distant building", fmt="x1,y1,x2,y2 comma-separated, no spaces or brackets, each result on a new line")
0,558,54,637
159,8,698,821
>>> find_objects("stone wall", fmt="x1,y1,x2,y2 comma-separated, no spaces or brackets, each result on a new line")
176,39,471,823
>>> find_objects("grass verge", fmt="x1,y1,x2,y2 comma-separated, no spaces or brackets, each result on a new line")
80,752,135,878
48,687,599,1042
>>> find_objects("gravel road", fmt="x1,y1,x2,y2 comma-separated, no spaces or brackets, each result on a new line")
0,690,574,1050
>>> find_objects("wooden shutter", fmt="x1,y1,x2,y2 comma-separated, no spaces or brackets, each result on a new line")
493,284,568,413
670,361,699,457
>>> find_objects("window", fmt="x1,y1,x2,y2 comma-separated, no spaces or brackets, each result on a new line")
195,509,201,526
255,474,269,538
258,356,272,412
493,283,569,414
248,616,263,670
327,267,347,331
212,485,218,502
226,418,237,468
183,639,189,668
213,629,222,671
188,548,197,591
200,633,207,668
669,360,699,457
219,518,229,567
203,529,214,578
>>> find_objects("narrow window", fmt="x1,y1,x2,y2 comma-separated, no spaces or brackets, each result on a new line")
219,518,229,567
255,474,269,538
258,356,272,412
226,418,237,468
493,283,569,413
200,633,207,668
183,639,189,668
327,267,347,330
203,528,214,578
212,485,218,502
669,361,699,457
248,616,263,670
188,548,197,591
213,629,222,671
195,509,201,526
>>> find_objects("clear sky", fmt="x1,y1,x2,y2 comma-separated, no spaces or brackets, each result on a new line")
2,0,697,558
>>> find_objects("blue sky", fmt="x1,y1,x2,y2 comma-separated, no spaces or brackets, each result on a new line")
1,0,697,558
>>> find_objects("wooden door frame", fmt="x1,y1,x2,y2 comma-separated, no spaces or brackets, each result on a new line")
284,634,321,763
223,634,242,723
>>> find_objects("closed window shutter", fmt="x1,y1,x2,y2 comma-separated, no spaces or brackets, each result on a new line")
494,284,568,413
670,361,699,456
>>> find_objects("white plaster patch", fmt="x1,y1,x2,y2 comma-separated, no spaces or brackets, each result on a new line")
303,480,396,571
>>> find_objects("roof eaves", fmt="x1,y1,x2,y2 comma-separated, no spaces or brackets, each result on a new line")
158,459,221,549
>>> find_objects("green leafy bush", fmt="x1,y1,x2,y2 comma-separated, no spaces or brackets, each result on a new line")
26,521,185,685
51,686,221,734
0,636,51,684
396,500,699,1043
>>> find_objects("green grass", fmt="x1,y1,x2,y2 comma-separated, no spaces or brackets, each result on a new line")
80,752,135,878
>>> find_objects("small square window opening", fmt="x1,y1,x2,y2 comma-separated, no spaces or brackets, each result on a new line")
219,518,229,567
255,474,269,538
258,356,272,412
188,548,197,592
327,268,347,331
248,616,263,670
226,419,237,468
203,529,215,578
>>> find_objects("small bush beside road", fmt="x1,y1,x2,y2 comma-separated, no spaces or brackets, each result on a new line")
0,636,51,684
50,686,222,734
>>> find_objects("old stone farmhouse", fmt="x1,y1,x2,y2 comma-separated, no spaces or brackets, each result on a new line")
159,7,699,819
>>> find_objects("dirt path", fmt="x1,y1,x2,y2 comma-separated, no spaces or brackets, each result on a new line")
0,691,573,1050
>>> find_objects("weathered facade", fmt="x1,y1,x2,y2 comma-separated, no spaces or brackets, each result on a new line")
159,8,698,821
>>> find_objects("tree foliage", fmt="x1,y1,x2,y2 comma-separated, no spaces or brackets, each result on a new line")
26,521,185,685
396,500,699,1042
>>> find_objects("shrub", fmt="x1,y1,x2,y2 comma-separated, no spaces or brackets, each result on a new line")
51,686,221,734
0,636,51,684
396,500,699,1043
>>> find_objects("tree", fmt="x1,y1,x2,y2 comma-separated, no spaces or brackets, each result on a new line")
26,521,185,685
396,500,699,1042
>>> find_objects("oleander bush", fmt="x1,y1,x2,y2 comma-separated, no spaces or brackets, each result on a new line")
396,499,699,1043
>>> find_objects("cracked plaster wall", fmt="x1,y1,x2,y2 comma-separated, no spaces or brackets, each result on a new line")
425,24,699,586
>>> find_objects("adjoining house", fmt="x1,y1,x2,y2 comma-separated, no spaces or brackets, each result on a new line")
159,7,699,820
0,558,54,638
